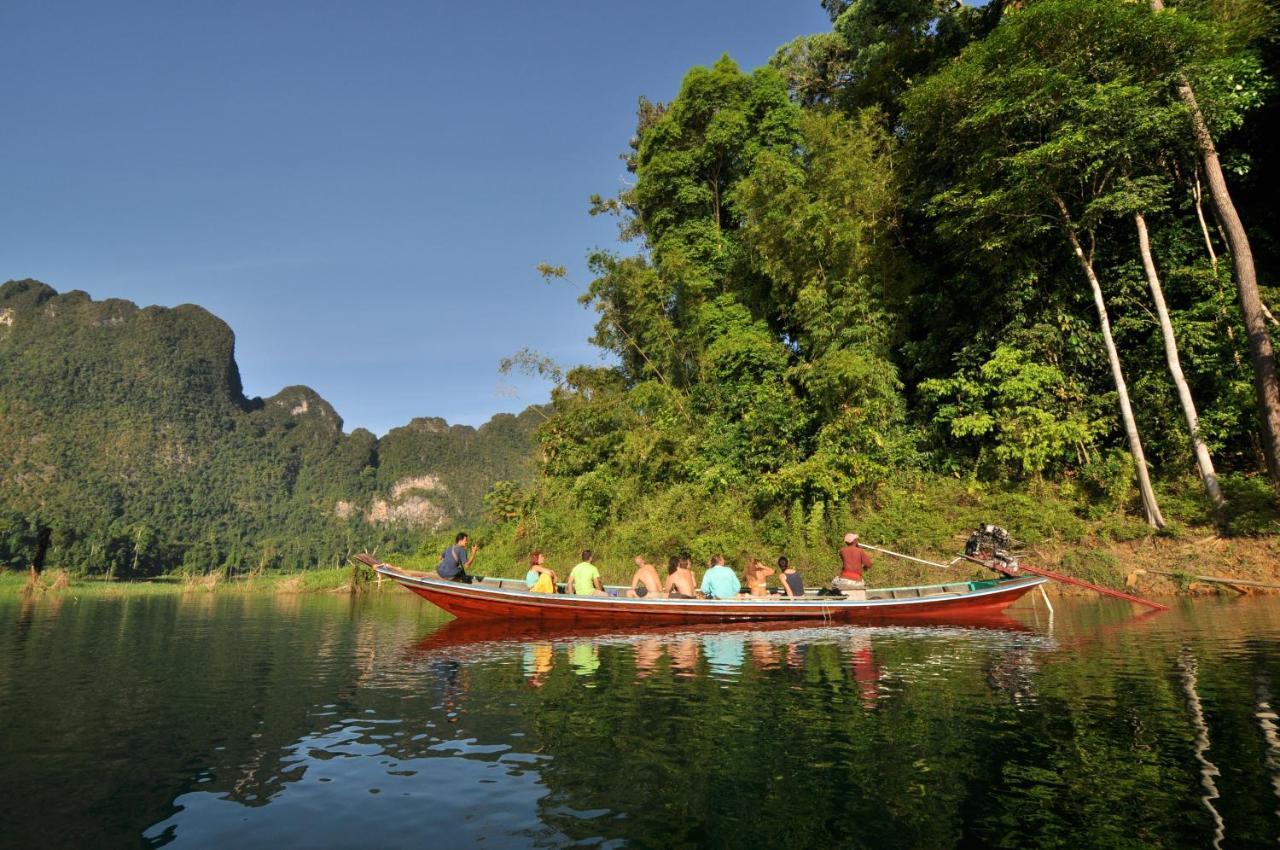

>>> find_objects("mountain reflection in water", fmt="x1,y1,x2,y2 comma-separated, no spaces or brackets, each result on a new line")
2,593,1280,848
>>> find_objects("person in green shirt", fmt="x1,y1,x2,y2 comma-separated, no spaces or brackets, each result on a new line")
567,550,604,596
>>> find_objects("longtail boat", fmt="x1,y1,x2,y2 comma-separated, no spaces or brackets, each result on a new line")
355,555,1046,626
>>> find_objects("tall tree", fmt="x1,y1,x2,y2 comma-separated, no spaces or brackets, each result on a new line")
1149,0,1280,492
902,0,1212,526
1135,209,1226,511
622,56,804,385
1053,193,1166,527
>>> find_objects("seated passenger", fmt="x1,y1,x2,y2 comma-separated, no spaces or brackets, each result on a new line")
700,554,742,600
779,556,803,599
743,557,774,597
629,556,662,598
436,532,480,583
525,551,557,594
567,550,604,596
664,556,697,599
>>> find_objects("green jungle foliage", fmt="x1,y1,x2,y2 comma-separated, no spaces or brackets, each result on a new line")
5,0,1280,582
0,280,541,576
477,0,1280,576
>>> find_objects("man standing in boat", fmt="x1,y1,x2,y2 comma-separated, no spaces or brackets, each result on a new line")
437,532,480,583
833,532,870,599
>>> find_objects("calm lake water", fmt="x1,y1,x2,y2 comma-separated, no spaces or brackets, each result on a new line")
2,589,1280,849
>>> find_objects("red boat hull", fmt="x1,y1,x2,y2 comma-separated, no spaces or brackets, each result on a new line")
381,568,1045,626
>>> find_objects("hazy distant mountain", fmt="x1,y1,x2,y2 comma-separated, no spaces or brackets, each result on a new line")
0,279,541,574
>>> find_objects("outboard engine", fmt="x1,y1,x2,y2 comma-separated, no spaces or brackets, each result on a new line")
964,523,1020,572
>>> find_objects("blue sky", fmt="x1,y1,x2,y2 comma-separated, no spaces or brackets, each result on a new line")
2,1,832,434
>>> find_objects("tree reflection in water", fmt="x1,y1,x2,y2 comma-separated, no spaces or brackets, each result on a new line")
1180,648,1225,850
5,594,1280,848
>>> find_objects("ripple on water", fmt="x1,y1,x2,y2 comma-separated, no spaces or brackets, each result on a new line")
5,593,1280,848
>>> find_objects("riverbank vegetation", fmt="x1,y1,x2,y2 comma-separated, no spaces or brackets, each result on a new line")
0,566,381,597
3,0,1279,592
473,0,1280,589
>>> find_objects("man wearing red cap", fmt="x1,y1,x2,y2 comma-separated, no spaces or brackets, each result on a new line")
833,532,871,599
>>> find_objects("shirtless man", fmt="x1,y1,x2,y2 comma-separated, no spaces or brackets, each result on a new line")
664,556,697,599
629,556,663,598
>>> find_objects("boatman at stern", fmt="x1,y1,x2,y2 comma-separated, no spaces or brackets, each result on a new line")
832,533,871,600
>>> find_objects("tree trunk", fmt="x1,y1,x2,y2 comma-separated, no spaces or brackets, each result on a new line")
1152,0,1280,491
31,526,51,577
1136,212,1226,512
1192,171,1218,273
1194,172,1246,367
1053,194,1166,528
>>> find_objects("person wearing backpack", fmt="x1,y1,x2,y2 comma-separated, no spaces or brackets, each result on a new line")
436,532,480,583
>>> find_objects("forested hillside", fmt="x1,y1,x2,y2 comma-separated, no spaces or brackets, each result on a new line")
484,0,1280,569
0,280,540,575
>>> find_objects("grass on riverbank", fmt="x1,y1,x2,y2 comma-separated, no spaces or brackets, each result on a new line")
0,564,388,597
7,473,1280,600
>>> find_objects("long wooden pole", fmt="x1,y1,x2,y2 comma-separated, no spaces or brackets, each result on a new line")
1140,569,1280,591
860,543,961,570
867,542,1169,610
962,555,1170,612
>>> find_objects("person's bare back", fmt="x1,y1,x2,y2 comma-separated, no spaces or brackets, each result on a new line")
744,558,774,597
630,556,663,598
665,564,697,598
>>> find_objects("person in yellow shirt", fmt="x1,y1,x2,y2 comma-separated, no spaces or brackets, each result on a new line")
567,550,604,596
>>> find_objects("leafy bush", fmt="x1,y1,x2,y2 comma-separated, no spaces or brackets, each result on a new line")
1058,550,1123,588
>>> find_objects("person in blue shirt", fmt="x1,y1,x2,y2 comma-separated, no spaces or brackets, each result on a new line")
700,554,742,599
436,532,479,583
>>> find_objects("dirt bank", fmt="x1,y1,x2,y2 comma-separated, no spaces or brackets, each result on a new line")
1027,535,1280,598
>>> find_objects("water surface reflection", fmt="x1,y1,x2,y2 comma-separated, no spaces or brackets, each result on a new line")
3,594,1280,848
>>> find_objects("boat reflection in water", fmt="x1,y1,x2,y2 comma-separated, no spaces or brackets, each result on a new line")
407,612,1053,710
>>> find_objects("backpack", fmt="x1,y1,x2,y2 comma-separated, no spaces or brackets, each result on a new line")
437,545,462,577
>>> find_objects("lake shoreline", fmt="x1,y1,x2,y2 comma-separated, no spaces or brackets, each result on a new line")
0,566,377,597
7,533,1280,600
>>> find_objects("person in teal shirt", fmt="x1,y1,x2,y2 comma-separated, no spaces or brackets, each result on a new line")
524,551,557,593
700,555,741,599
567,550,603,596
